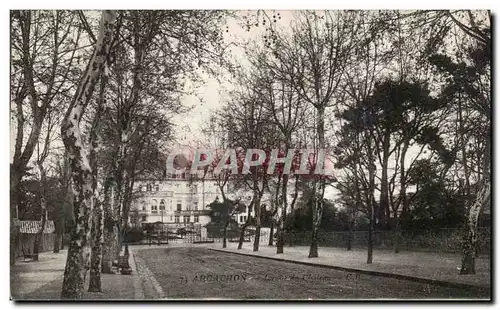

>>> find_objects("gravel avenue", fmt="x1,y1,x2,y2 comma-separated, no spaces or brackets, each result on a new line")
134,247,489,300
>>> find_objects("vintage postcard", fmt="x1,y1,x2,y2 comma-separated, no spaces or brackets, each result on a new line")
9,9,491,301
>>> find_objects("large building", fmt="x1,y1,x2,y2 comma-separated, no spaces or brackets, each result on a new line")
131,171,264,233
132,172,221,232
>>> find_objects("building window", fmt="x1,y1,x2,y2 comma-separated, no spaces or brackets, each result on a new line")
170,216,173,221
160,199,165,211
175,215,179,223
142,215,147,222
147,184,152,191
151,199,158,213
184,216,190,224
156,185,160,191
240,215,243,222
194,202,198,211
141,201,146,211
177,201,182,211
194,215,199,223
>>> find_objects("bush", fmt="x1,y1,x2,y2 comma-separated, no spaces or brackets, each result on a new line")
124,227,144,243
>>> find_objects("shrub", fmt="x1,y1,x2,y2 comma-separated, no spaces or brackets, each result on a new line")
124,227,144,243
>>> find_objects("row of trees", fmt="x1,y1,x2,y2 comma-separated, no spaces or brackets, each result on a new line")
10,10,230,299
205,10,490,274
10,10,490,300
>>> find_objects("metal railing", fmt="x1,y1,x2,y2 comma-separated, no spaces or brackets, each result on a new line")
282,228,491,254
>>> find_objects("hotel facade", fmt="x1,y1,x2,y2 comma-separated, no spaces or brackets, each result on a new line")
132,173,219,231
131,171,256,234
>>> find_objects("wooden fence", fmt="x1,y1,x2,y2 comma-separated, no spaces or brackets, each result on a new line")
14,233,56,257
12,220,58,257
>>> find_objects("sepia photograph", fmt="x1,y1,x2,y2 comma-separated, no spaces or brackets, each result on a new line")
8,7,491,301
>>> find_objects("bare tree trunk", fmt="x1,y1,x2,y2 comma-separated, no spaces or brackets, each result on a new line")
460,181,490,274
10,11,46,267
53,230,61,253
11,172,22,265
277,174,289,254
268,221,274,246
460,132,490,274
102,176,118,274
366,135,376,264
123,180,136,258
268,176,281,247
379,133,390,230
222,219,229,248
113,132,129,257
288,175,299,247
349,117,363,252
88,200,104,292
88,82,106,290
237,222,248,250
53,229,62,253
237,203,253,250
32,204,46,259
118,172,133,255
309,160,324,256
347,210,354,251
60,11,116,299
268,208,275,248
367,198,375,264
394,140,409,253
33,163,47,260
367,208,374,264
55,152,71,253
88,47,110,285
458,93,471,198
11,82,27,265
253,199,261,252
276,220,284,254
309,106,326,258
308,193,321,258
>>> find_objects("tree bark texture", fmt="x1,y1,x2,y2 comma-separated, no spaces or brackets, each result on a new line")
60,11,116,299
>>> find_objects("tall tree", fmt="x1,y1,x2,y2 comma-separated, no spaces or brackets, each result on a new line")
87,53,114,291
53,152,72,253
97,10,228,268
429,24,490,274
409,10,491,273
32,107,59,260
248,47,306,253
60,10,116,299
278,11,360,258
10,10,84,266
